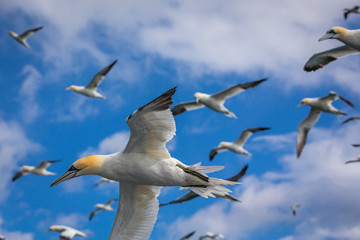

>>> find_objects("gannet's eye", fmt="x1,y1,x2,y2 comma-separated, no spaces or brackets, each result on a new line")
328,29,336,34
68,165,78,172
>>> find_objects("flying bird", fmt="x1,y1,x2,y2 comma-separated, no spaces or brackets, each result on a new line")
199,232,224,240
65,60,117,99
291,203,301,216
12,160,61,182
8,26,43,48
210,127,270,161
47,225,87,239
171,78,267,118
345,144,360,164
160,165,248,206
341,117,360,125
304,26,360,72
296,91,354,158
344,6,360,19
93,177,116,187
180,230,196,240
50,88,239,240
89,198,117,221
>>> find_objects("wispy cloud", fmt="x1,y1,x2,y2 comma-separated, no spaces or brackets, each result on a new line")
0,216,34,240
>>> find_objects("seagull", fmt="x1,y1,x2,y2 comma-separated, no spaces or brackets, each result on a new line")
160,165,248,206
291,203,301,216
50,88,239,240
8,26,43,48
210,127,270,161
12,160,61,182
199,232,224,240
304,26,360,72
47,225,87,239
296,91,354,158
65,60,117,99
344,6,360,19
89,198,117,221
180,230,196,240
341,117,360,124
171,78,267,118
93,177,116,187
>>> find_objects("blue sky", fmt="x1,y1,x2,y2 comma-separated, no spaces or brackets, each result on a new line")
1,0,360,239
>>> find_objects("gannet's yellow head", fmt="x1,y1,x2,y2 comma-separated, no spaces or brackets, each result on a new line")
50,155,105,187
220,142,227,147
47,225,62,232
8,31,17,38
319,26,348,41
297,98,310,108
64,85,78,91
194,92,203,103
22,166,31,172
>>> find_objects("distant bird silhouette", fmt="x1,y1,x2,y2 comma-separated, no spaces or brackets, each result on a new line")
199,232,224,240
171,78,267,118
341,117,360,125
344,6,360,19
210,127,270,161
89,198,117,221
65,60,117,99
291,203,301,216
180,230,196,240
8,26,43,48
12,160,61,181
296,91,353,158
47,225,87,239
93,177,116,187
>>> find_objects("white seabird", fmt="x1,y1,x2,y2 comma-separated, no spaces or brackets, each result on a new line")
50,88,239,240
160,165,248,206
47,225,87,239
65,60,117,99
296,91,354,158
341,117,360,124
12,160,61,182
93,177,116,187
89,198,117,221
304,26,360,72
210,127,270,161
291,203,301,216
8,26,43,48
180,230,196,240
199,232,224,240
171,78,267,118
344,6,360,19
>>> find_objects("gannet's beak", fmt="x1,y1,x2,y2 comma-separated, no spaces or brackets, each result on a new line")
318,32,335,41
50,165,79,187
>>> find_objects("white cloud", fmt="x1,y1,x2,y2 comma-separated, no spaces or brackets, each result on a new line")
162,122,360,240
0,216,34,240
55,97,99,122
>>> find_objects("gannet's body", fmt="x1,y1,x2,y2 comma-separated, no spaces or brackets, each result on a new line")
8,26,43,48
51,88,238,240
93,177,116,187
65,60,117,99
344,6,360,19
304,27,360,71
89,198,117,221
160,165,248,206
171,78,267,118
12,160,60,181
210,127,269,161
296,91,354,158
291,203,301,216
47,225,87,239
199,232,224,240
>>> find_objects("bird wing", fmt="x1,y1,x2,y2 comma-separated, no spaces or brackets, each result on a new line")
234,127,270,146
89,208,101,221
160,191,198,206
320,91,354,108
12,171,24,181
123,88,176,156
108,183,161,240
209,147,227,161
226,164,249,182
304,45,359,72
211,78,267,102
18,26,43,39
37,160,61,170
342,117,360,124
181,230,196,240
86,60,117,90
296,108,321,158
106,198,117,205
171,101,204,115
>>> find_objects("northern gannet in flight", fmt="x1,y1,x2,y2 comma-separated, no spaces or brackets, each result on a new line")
160,165,248,206
291,203,301,216
89,198,117,221
65,60,117,99
344,6,360,19
304,27,360,72
12,160,60,182
171,78,267,118
47,225,87,239
8,26,43,48
199,232,224,240
210,127,270,161
296,91,354,158
341,117,360,124
51,88,238,240
93,177,116,187
180,230,196,240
